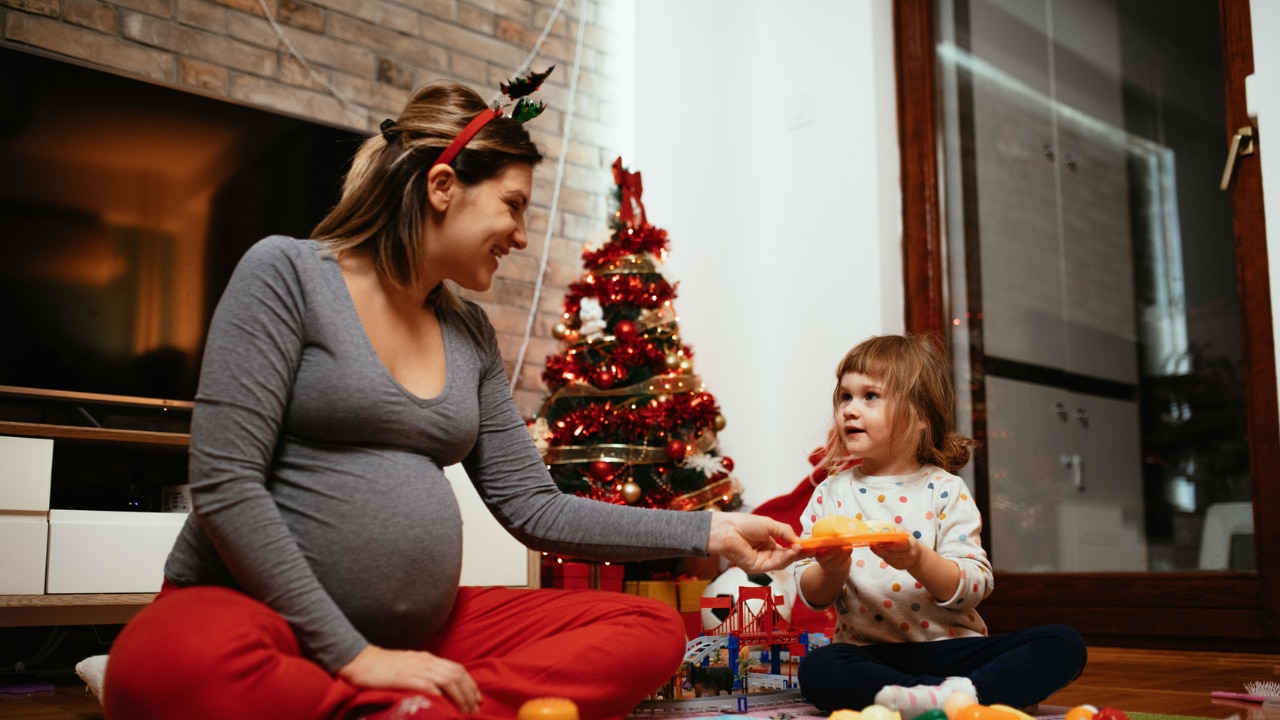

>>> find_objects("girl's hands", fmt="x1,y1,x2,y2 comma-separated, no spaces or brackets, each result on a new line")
813,545,854,576
869,535,918,570
338,645,481,714
798,546,852,607
707,513,801,573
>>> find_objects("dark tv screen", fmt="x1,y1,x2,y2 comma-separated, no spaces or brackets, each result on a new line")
0,48,358,411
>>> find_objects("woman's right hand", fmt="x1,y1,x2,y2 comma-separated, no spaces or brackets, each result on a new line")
338,644,481,714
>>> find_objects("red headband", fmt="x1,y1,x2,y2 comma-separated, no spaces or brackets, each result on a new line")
433,108,502,168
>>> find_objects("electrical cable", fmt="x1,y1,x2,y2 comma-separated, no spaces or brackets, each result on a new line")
509,0,590,394
0,627,67,675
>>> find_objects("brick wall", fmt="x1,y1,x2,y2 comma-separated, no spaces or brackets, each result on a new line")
0,0,631,417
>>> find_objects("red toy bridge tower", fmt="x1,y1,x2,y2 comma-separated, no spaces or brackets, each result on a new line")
698,585,807,681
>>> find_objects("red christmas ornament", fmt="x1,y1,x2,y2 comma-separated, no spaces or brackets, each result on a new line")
665,439,688,461
593,369,615,389
589,460,615,481
720,456,735,473
614,319,636,340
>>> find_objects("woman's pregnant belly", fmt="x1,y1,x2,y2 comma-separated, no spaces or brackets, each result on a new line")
272,442,464,650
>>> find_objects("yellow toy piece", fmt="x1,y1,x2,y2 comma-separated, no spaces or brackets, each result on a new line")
859,704,902,720
989,705,1036,720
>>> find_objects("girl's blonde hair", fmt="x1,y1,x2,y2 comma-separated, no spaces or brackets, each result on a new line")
819,334,976,475
312,82,543,308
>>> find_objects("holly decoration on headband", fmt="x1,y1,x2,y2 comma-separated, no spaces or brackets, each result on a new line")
500,66,554,123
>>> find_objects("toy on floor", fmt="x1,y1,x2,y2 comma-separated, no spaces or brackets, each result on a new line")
1062,705,1128,720
519,697,579,720
681,662,735,697
822,696,1131,720
1212,680,1280,703
632,586,808,714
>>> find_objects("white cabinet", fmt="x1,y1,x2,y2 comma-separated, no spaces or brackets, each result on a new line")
45,509,187,594
0,436,52,594
972,0,1138,385
986,377,1147,571
965,0,1147,570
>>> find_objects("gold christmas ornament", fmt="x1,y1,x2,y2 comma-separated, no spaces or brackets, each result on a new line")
714,414,727,431
678,359,693,373
552,322,568,339
621,481,642,504
664,353,681,369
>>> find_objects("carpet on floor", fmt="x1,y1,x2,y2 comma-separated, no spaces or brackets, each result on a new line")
628,704,1229,720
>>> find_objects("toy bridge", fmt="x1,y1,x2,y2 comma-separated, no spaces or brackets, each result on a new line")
700,585,802,648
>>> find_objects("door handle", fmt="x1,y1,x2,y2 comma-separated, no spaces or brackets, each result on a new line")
1060,453,1085,491
1219,125,1256,191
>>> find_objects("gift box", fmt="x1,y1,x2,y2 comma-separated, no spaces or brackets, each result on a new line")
546,561,592,590
543,559,625,591
597,563,624,592
624,580,679,609
676,578,711,612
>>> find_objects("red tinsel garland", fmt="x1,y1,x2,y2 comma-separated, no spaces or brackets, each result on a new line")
540,336,686,392
546,391,720,447
563,274,676,317
582,225,670,269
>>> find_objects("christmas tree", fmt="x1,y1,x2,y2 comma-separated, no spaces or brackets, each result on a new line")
529,158,743,512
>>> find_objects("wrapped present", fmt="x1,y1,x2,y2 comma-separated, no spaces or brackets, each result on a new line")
624,580,679,608
546,561,591,590
676,578,711,613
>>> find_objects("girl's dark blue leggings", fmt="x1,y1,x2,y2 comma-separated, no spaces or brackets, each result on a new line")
797,624,1088,712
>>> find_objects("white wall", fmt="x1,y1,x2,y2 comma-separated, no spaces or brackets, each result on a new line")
634,1,901,504
1253,3,1280,432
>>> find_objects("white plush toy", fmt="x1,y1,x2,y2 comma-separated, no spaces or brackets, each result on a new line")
75,654,108,704
578,297,606,340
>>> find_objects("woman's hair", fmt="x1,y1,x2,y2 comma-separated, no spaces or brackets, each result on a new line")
312,82,543,307
819,334,976,475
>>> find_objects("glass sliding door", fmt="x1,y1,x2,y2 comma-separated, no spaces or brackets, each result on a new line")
934,0,1253,574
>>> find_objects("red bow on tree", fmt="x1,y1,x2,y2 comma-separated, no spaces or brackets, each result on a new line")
612,157,647,229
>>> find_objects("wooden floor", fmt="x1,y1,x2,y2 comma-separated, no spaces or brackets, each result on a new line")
1042,646,1280,719
0,646,1276,719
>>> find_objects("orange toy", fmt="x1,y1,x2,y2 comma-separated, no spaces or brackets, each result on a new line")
518,697,579,720
950,703,1023,720
797,515,909,550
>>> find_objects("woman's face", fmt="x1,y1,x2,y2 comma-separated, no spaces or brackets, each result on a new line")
430,162,533,292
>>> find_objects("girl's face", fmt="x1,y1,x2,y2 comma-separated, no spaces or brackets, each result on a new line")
428,162,533,292
836,371,922,476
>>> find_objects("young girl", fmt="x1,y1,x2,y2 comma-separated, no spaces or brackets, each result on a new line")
794,335,1086,717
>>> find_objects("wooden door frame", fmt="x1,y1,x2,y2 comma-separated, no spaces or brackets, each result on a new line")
894,0,1280,649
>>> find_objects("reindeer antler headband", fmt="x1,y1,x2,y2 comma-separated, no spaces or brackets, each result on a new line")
380,67,554,168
